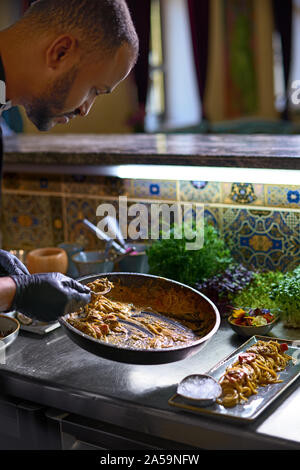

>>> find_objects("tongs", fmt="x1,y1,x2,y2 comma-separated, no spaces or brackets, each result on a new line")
82,218,135,263
83,219,127,254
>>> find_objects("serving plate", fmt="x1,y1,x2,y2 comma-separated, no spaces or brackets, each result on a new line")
168,335,300,423
60,273,220,365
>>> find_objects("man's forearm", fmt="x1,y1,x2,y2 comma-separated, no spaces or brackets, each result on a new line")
0,277,16,312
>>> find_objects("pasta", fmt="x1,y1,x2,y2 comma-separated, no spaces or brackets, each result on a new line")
88,277,114,294
217,340,293,408
67,278,214,350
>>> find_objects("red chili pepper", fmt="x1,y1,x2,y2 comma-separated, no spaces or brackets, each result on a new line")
238,352,256,364
280,343,288,352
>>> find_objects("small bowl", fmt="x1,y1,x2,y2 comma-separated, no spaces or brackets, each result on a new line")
0,314,20,350
58,243,84,278
26,247,68,274
177,374,222,407
72,250,114,277
227,313,278,337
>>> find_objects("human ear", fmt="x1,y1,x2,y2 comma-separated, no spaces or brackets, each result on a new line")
45,35,79,70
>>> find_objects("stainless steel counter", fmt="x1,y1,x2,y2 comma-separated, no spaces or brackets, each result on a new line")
0,319,299,450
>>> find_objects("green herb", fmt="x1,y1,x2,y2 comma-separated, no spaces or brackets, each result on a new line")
270,266,300,327
146,222,233,286
230,270,284,310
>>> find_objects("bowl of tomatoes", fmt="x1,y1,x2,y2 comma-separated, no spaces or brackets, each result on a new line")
227,307,279,337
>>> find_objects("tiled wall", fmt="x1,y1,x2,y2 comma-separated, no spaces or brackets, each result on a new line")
2,173,300,272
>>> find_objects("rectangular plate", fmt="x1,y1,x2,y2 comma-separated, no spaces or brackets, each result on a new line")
19,321,60,335
168,336,300,423
7,311,60,335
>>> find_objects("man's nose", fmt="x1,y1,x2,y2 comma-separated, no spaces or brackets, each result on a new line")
79,96,96,117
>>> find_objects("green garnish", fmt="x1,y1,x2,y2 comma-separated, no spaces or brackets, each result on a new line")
270,266,300,327
147,222,233,286
230,271,284,310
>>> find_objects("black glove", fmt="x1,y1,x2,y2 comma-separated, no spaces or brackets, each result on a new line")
0,249,30,276
10,272,91,322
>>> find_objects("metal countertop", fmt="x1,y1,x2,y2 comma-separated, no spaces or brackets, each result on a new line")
0,319,299,450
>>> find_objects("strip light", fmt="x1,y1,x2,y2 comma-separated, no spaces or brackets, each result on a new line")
4,163,300,185
112,165,300,185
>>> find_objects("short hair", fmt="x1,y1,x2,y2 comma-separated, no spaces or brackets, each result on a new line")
20,0,139,60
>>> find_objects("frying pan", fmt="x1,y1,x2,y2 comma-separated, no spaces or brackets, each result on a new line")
60,273,221,365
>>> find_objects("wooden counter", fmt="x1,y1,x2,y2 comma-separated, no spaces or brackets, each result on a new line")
3,133,300,170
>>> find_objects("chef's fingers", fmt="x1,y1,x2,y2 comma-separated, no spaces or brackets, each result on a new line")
63,278,91,294
12,259,30,275
0,250,30,275
64,290,92,314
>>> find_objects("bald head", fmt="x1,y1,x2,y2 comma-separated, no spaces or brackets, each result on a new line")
0,0,138,131
18,0,139,62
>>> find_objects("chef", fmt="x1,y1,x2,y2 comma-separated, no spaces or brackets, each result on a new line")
0,0,138,322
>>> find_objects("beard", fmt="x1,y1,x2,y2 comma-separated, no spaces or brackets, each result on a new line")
25,66,79,131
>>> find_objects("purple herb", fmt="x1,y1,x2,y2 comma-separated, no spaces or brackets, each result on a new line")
195,264,254,316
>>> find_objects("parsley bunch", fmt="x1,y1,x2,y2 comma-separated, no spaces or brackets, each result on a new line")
146,223,233,286
270,266,300,327
230,270,284,310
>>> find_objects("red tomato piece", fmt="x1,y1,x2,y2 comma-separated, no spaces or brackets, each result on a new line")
225,369,246,383
238,352,256,364
99,323,110,335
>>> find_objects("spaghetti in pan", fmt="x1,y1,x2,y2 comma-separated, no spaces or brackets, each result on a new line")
67,278,215,350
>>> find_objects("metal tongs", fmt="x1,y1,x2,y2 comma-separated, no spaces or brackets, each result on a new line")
82,218,135,263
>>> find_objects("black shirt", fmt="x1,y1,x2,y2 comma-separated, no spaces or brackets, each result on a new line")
0,54,5,211
0,55,11,114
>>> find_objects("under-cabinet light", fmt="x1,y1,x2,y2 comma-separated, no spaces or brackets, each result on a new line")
4,163,300,185
112,165,300,185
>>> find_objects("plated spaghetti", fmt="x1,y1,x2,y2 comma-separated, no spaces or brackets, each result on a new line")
217,340,293,408
67,278,214,350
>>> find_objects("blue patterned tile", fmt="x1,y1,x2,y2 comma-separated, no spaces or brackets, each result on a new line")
63,175,124,196
65,197,106,249
221,207,300,271
1,194,64,250
131,180,177,200
266,185,300,208
222,182,264,205
3,172,62,193
179,181,221,203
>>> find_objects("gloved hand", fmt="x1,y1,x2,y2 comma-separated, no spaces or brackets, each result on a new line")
0,249,30,276
10,272,91,322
